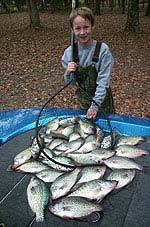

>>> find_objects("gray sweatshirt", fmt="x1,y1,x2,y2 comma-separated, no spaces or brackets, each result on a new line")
61,40,114,111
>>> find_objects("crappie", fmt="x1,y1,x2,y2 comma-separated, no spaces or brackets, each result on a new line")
90,148,116,160
36,168,64,183
14,160,50,173
11,147,32,169
115,144,149,159
50,167,81,200
65,152,103,166
56,138,84,153
48,138,64,150
68,179,117,201
31,137,44,158
74,141,98,154
78,118,96,135
75,165,107,185
41,155,75,172
100,134,113,149
106,169,136,189
69,132,81,142
48,196,103,219
61,125,74,137
103,156,144,171
59,117,78,127
116,136,144,146
45,118,59,134
27,176,50,226
39,148,53,160
95,126,104,145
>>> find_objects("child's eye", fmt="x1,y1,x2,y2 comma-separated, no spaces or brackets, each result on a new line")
83,26,89,29
74,27,81,31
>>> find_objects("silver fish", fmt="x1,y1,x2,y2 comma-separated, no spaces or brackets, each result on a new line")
45,118,60,134
48,196,103,219
74,123,86,138
100,135,112,149
42,155,75,172
91,148,116,160
48,138,64,150
95,126,104,145
27,176,50,225
11,147,32,169
78,118,96,135
106,169,136,189
39,148,53,160
116,136,144,146
69,132,81,142
76,165,107,185
63,138,84,153
61,125,74,137
65,152,103,166
103,156,144,171
68,179,117,201
115,144,149,159
74,141,98,154
84,134,97,143
14,160,50,173
50,168,81,200
36,168,64,183
59,117,78,127
30,137,44,158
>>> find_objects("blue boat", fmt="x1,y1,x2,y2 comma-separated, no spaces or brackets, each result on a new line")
0,108,150,227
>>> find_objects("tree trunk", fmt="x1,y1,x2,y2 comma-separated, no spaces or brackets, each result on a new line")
26,0,41,28
125,0,141,33
121,0,126,14
0,0,9,12
95,0,101,15
145,0,150,16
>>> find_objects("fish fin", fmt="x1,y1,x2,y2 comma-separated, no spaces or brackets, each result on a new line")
7,165,14,171
32,220,48,227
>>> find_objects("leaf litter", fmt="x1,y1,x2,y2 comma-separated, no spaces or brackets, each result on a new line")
0,11,150,119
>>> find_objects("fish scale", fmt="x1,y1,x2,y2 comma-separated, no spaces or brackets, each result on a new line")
68,179,118,201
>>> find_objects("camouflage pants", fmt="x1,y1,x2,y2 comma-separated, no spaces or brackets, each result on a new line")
76,87,115,114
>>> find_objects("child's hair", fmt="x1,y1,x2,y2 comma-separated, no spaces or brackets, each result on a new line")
69,7,95,28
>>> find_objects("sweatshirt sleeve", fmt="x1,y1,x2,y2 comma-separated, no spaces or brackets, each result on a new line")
61,46,76,84
90,43,114,111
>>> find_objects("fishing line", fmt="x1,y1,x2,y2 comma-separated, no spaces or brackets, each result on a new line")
25,216,36,227
0,175,27,205
34,78,79,169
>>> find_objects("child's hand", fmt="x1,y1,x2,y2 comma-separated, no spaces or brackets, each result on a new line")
65,62,77,75
86,108,97,119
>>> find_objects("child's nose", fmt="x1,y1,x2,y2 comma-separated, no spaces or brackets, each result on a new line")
80,28,85,34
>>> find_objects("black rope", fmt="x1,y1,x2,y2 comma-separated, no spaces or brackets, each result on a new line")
35,75,114,168
35,79,73,150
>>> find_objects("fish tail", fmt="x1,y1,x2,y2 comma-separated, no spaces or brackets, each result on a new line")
32,220,48,227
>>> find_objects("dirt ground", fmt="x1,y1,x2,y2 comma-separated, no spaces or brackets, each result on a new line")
0,10,150,119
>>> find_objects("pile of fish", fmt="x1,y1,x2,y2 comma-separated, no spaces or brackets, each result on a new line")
8,115,150,227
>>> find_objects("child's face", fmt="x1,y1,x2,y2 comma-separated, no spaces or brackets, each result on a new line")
72,16,95,47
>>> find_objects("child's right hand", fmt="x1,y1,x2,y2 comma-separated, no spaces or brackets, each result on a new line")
66,61,78,75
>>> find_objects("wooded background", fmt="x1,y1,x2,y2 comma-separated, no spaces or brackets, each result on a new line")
0,0,150,119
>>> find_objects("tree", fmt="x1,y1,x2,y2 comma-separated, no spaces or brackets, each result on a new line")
0,0,9,12
125,0,141,33
95,0,101,15
121,0,126,14
145,0,150,16
26,0,41,28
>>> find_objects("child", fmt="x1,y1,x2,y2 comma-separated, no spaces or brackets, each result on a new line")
62,6,115,119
